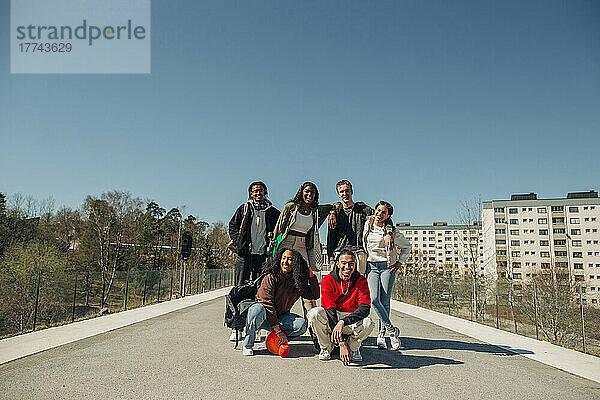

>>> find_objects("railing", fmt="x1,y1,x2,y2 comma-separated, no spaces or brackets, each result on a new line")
393,274,600,357
0,267,234,338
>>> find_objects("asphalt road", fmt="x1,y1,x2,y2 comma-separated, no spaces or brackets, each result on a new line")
1,298,599,400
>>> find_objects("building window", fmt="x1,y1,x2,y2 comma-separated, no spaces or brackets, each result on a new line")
538,218,547,224
509,208,518,214
572,240,582,247
495,229,506,234
539,229,548,235
495,218,506,223
511,251,520,257
571,229,581,235
494,208,504,213
552,217,564,224
510,219,519,225
573,252,583,258
555,251,568,257
540,240,549,246
512,262,521,268
553,228,565,234
537,208,547,213
574,263,584,269
541,251,550,258
551,206,564,212
510,230,519,235
554,239,566,246
569,206,579,212
513,273,522,279
511,240,520,246
570,218,580,224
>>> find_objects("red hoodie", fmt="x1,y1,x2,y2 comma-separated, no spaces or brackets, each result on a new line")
321,266,371,328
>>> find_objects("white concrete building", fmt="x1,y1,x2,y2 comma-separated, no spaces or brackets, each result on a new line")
482,191,600,305
396,221,484,278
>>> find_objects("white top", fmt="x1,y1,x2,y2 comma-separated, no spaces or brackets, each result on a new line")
366,223,388,262
250,207,267,254
290,211,313,234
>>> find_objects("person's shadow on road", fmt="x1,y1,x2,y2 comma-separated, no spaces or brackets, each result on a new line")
398,337,533,356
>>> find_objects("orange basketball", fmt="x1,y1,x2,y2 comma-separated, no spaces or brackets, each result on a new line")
266,332,280,354
266,332,290,357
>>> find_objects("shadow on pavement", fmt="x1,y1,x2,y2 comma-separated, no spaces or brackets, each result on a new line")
360,346,464,369
397,337,534,355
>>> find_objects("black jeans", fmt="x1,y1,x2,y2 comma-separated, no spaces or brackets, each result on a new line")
234,254,267,286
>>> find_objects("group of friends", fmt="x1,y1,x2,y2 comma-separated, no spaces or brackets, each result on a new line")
228,180,412,363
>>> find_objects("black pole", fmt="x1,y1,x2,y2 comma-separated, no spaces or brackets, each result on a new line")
142,270,148,305
157,270,162,303
71,270,78,322
101,270,106,309
169,269,174,300
196,269,200,294
124,269,130,311
32,271,41,331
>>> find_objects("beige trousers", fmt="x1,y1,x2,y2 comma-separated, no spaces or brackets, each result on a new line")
307,307,373,352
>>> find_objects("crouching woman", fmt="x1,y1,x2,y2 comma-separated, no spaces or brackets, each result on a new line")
242,248,320,356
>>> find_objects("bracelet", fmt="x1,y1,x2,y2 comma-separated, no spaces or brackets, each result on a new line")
275,329,282,335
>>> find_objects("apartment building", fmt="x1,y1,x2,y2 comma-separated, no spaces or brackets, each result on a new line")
396,221,484,278
482,191,600,305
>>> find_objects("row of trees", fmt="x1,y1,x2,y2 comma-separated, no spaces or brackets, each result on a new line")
0,191,235,334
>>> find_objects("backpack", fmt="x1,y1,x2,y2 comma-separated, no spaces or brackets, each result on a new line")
224,273,265,348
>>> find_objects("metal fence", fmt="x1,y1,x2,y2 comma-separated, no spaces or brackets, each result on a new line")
394,274,600,357
0,267,234,338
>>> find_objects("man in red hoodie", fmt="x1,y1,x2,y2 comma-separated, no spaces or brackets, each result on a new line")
307,249,373,364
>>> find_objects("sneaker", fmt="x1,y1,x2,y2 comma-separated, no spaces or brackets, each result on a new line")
376,332,387,349
256,329,263,342
242,347,254,356
318,348,331,361
229,329,243,342
389,327,401,350
350,348,363,362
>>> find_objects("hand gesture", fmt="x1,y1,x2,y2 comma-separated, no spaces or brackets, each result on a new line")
385,234,395,252
331,320,344,344
389,262,402,274
339,341,351,365
277,331,288,345
328,212,337,229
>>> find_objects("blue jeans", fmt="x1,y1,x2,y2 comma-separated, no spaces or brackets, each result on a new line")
243,303,308,349
366,261,396,333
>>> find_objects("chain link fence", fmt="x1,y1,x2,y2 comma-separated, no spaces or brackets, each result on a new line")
395,274,600,356
0,266,234,338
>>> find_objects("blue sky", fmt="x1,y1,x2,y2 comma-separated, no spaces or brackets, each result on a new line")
1,0,599,226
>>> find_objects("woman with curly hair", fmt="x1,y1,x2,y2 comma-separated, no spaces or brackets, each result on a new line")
242,248,320,356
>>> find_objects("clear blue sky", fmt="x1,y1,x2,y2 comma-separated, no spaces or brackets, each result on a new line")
1,0,599,225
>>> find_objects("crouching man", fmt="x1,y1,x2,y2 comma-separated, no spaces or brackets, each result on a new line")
307,250,373,364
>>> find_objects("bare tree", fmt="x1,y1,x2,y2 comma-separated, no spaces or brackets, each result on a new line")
82,191,143,307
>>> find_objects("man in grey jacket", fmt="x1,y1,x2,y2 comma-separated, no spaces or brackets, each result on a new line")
326,179,394,275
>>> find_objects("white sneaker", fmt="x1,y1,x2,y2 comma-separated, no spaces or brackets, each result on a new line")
376,332,387,349
389,327,401,350
318,348,331,361
256,329,263,342
229,329,243,342
350,348,362,362
242,347,254,356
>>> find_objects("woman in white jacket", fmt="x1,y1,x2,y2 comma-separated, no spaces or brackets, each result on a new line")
362,201,411,351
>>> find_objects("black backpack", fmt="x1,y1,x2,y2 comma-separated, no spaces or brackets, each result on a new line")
224,274,265,348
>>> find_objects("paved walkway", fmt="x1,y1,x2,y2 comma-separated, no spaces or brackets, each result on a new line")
1,295,599,399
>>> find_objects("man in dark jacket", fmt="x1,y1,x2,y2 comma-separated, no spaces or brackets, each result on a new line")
228,181,280,287
327,179,394,275
307,249,373,364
